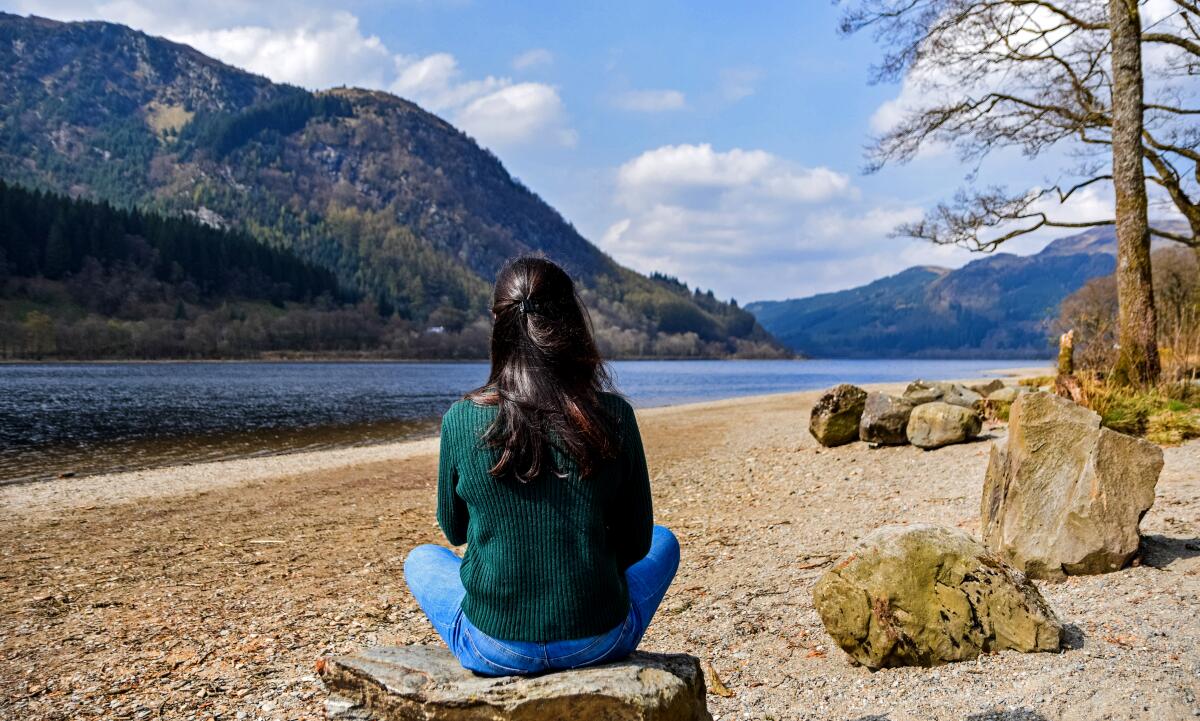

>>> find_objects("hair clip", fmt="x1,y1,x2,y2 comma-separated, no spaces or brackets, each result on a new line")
519,298,534,315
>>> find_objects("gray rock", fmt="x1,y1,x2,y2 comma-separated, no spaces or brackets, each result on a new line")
319,645,712,721
809,384,867,447
904,380,983,411
859,392,916,446
969,379,1006,396
938,383,984,412
813,524,1063,669
982,391,1164,580
906,402,982,449
987,386,1023,403
903,379,944,405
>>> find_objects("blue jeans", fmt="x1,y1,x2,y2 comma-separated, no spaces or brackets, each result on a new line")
404,525,680,676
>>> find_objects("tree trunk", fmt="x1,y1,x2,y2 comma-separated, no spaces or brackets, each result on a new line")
1108,0,1160,386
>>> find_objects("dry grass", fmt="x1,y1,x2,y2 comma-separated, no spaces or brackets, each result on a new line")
1074,373,1200,445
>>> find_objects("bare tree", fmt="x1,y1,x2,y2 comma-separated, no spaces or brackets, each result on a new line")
841,0,1200,384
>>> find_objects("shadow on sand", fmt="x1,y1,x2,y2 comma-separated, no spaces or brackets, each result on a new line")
850,709,1049,721
1140,534,1200,568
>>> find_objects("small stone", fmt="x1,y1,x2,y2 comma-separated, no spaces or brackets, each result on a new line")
969,379,1006,397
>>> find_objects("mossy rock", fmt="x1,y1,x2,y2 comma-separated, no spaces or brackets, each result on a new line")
813,524,1062,669
809,384,868,447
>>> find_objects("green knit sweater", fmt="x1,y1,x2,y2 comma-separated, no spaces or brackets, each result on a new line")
436,392,653,642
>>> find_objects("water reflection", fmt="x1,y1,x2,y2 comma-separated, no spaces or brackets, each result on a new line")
0,359,1037,483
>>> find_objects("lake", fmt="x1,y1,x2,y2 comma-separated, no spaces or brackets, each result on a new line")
0,359,1041,483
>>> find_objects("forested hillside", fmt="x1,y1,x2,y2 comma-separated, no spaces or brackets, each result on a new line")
0,180,476,359
747,229,1120,358
0,12,784,359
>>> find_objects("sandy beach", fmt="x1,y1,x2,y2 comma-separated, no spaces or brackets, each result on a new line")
2,378,1198,720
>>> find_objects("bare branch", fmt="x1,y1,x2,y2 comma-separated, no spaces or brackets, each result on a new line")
1144,103,1200,114
1143,32,1200,58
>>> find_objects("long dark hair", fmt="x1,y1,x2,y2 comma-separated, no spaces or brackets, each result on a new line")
468,256,617,481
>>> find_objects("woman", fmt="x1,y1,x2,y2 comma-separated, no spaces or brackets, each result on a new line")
404,256,679,676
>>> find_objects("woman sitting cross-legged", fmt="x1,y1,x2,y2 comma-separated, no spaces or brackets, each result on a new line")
404,256,679,676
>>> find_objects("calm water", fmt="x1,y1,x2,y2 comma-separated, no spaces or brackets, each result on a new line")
0,359,1038,483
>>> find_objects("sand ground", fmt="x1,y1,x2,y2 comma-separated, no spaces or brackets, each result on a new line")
1,381,1198,720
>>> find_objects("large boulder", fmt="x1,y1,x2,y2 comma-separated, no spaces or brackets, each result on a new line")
319,645,712,721
905,402,982,449
859,392,916,446
809,384,867,447
813,524,1063,669
982,392,1163,580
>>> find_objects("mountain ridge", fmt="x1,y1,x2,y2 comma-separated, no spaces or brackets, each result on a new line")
0,12,784,358
746,228,1123,359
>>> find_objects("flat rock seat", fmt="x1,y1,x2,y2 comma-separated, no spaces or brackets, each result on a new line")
319,644,712,721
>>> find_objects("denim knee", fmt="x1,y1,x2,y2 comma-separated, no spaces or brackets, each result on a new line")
403,543,449,584
651,525,680,568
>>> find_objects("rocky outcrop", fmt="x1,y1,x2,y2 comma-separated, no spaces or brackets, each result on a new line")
319,645,712,721
982,392,1163,580
809,384,868,447
906,402,982,449
813,524,1062,669
859,392,916,446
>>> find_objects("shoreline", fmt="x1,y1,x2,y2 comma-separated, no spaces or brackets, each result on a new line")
1,367,1195,720
0,356,1051,365
0,368,1049,517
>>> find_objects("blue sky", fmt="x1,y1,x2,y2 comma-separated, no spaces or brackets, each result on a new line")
4,0,1119,302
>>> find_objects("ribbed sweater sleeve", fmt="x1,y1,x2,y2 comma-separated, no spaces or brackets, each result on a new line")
436,410,469,546
611,403,653,570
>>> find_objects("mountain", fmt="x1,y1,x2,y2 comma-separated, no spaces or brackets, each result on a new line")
0,12,784,359
746,228,1120,358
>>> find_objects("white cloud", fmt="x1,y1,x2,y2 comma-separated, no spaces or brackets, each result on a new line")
173,12,392,90
458,83,577,147
10,1,576,150
386,53,574,148
616,144,852,206
599,143,921,301
512,48,553,71
613,89,687,112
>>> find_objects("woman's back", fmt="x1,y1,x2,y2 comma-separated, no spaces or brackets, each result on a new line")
404,256,677,676
437,391,652,642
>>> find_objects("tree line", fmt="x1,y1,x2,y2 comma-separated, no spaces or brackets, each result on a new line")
0,179,344,303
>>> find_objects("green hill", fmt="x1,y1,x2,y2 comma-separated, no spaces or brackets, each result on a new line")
0,12,784,359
